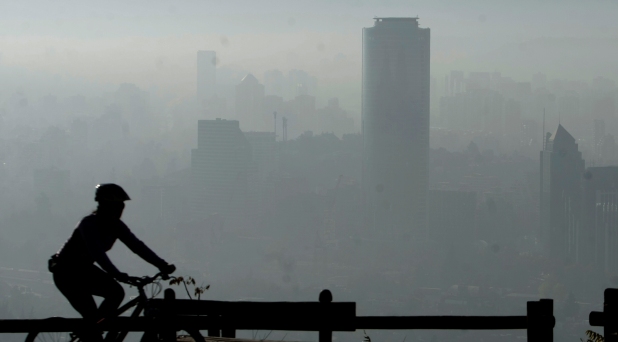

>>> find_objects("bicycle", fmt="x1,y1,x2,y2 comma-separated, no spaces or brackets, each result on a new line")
25,272,204,342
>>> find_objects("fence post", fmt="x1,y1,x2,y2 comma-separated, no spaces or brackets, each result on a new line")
207,326,221,337
527,299,553,342
221,322,235,338
207,299,220,338
539,299,553,342
319,289,333,342
605,289,618,342
162,288,176,342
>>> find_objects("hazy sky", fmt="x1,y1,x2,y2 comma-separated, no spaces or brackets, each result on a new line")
1,0,618,109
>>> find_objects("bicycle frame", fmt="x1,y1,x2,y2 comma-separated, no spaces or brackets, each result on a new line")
102,278,156,342
55,277,159,342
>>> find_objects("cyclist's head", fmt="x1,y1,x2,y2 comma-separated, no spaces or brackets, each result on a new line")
94,183,130,219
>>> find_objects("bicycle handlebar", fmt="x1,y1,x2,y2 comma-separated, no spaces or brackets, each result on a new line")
120,272,169,287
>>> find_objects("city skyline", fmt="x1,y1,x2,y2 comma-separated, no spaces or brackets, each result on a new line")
0,7,617,341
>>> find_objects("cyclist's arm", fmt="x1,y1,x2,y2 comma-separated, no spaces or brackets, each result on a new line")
78,222,122,276
117,223,167,268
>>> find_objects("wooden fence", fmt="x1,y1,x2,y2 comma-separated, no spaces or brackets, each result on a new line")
0,289,556,342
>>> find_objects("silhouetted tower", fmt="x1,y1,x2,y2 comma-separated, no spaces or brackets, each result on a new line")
540,125,585,262
235,74,265,130
282,117,288,142
362,17,430,238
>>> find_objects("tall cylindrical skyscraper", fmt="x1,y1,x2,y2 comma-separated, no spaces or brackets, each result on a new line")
362,17,430,238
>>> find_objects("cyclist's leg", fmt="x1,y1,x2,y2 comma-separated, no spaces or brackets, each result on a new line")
53,269,99,320
53,267,109,342
87,266,125,320
86,266,124,341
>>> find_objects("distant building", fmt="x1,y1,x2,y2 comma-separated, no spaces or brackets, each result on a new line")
244,132,278,181
290,94,317,134
427,190,477,243
362,17,430,238
235,74,265,131
594,119,605,160
540,124,585,263
244,132,278,215
476,190,518,242
595,190,618,275
447,70,465,96
317,98,355,137
197,51,217,104
191,119,251,222
532,72,547,91
582,167,618,273
287,69,317,99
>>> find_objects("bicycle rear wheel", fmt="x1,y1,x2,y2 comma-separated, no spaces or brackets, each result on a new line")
25,331,76,342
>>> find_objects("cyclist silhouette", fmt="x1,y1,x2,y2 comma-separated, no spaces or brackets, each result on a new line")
49,184,176,327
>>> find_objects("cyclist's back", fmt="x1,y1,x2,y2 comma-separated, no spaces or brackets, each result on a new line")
55,214,166,275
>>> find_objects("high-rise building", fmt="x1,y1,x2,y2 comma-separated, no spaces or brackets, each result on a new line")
362,17,430,238
594,119,606,161
235,74,265,131
197,50,216,104
582,166,618,272
540,124,585,262
594,190,618,275
191,119,251,222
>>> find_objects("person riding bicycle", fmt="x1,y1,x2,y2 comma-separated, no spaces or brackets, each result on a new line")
49,183,176,326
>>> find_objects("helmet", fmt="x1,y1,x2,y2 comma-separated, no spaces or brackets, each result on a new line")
95,183,131,202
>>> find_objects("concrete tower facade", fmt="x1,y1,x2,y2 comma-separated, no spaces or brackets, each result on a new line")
191,119,251,222
362,17,430,238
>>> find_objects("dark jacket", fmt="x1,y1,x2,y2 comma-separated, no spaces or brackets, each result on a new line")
55,214,166,275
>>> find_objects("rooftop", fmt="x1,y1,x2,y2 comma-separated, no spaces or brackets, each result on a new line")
372,17,421,27
374,17,419,21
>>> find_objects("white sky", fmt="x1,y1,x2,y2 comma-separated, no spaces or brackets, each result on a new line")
1,0,618,109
